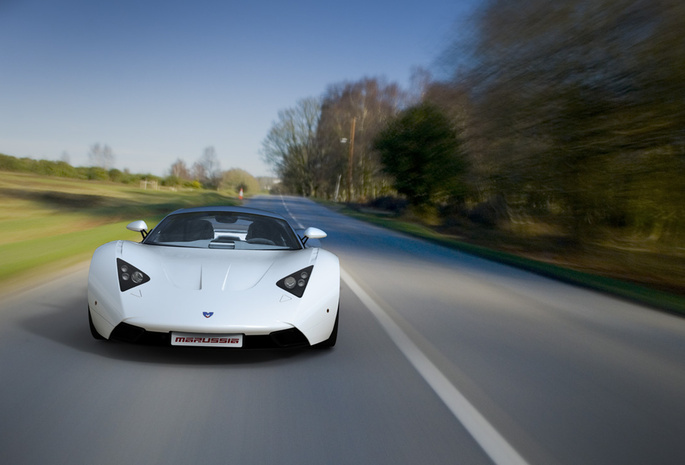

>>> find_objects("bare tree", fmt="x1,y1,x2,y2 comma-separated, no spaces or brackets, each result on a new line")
191,162,206,183
88,143,114,170
316,77,404,200
169,158,191,181
261,97,322,196
193,146,222,188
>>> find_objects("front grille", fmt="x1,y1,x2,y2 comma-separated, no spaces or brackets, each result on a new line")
108,322,310,349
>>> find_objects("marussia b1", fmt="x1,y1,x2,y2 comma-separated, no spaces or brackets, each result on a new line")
87,206,340,348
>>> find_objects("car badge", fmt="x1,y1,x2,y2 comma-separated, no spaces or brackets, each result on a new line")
203,312,214,318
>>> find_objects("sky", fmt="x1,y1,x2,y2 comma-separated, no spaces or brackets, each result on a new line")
1,0,479,177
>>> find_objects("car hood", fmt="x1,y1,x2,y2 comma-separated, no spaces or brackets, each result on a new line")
121,242,315,292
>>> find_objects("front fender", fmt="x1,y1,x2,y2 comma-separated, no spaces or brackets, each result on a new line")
87,241,127,338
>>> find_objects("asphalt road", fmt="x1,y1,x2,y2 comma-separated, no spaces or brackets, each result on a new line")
2,195,685,465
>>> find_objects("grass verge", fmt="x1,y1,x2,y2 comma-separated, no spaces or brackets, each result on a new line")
333,204,685,316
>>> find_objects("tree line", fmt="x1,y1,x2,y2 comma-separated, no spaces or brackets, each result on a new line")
262,0,685,245
0,151,152,184
1,144,266,196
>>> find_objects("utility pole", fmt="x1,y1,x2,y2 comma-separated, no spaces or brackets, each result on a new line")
347,116,356,202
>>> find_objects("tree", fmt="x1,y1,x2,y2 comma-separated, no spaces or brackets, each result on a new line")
222,168,260,195
88,143,114,170
316,77,404,200
193,146,222,189
374,103,469,208
441,0,685,241
191,162,206,184
261,97,321,196
163,159,192,187
169,159,191,181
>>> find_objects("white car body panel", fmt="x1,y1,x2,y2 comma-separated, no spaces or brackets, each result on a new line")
87,207,340,348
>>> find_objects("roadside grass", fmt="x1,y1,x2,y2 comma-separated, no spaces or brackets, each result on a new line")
0,220,138,281
0,171,239,292
331,203,685,316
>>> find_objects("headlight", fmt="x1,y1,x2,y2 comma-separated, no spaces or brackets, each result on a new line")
277,266,313,298
117,259,150,292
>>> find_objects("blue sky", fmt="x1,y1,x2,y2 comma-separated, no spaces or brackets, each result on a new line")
1,0,478,177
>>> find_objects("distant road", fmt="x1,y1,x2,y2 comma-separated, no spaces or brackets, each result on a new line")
2,195,685,465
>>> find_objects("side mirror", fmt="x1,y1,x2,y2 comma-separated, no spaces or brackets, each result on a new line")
303,227,327,239
301,227,326,246
126,220,149,239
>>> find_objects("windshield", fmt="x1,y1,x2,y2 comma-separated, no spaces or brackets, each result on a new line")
144,211,302,250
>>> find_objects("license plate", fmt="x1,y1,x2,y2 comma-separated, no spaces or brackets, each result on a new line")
171,332,243,347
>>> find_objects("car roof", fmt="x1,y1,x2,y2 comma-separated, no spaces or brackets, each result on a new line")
167,205,288,221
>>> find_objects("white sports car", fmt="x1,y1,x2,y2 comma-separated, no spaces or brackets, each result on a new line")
87,206,340,348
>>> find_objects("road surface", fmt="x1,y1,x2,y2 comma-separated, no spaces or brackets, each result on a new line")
2,195,685,465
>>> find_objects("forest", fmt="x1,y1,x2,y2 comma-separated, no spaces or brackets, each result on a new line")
262,0,685,248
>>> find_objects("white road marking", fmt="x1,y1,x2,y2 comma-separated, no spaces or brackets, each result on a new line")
341,268,531,465
280,195,304,229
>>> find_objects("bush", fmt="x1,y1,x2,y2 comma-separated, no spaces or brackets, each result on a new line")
368,196,408,215
468,197,510,227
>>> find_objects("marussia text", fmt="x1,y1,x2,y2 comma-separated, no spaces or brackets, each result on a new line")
174,336,241,344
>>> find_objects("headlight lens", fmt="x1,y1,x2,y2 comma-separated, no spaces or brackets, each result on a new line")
117,259,150,292
131,271,144,284
277,266,314,298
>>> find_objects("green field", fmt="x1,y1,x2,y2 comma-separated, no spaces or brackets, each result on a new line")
0,172,239,291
